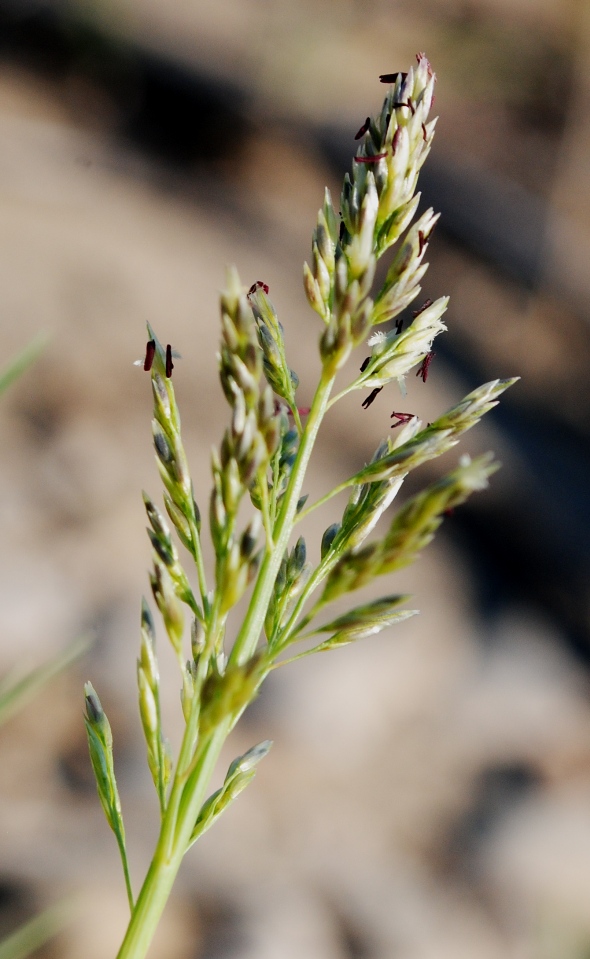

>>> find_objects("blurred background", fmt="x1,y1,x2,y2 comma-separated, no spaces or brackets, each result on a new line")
1,0,590,956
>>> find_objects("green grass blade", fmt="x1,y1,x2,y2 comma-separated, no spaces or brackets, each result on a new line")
0,635,92,728
0,334,49,398
0,900,72,959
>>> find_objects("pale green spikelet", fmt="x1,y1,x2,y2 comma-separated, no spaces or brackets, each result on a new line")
84,682,122,833
188,740,273,848
84,682,133,908
137,599,170,808
149,560,185,660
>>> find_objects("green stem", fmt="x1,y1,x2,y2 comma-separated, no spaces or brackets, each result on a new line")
155,694,166,816
269,647,319,670
257,471,275,549
270,453,281,526
229,369,336,668
189,516,209,617
161,591,226,860
295,477,355,522
327,378,367,409
289,403,303,435
272,542,346,653
273,571,325,652
116,725,228,959
114,826,135,913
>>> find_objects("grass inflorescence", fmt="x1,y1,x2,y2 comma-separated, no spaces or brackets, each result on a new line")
83,54,518,959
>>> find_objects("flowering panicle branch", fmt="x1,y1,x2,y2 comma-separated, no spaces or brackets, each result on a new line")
83,55,518,959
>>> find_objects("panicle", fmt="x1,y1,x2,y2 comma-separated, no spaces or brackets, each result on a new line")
215,268,281,503
249,285,300,412
305,61,438,376
82,57,518,941
137,598,170,802
209,268,287,617
352,377,518,485
360,294,448,388
322,453,498,603
146,327,201,568
311,595,417,651
143,491,198,616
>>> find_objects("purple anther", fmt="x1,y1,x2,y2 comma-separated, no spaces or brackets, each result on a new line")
361,387,383,410
354,117,371,140
144,339,156,372
412,298,432,318
248,281,269,296
390,412,415,428
354,152,388,163
165,344,174,378
416,351,434,383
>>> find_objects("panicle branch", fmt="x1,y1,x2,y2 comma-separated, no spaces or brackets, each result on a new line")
305,56,440,382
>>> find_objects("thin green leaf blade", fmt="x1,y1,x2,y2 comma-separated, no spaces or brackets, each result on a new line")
0,334,48,398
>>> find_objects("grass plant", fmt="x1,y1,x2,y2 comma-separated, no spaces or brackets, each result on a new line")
83,55,518,959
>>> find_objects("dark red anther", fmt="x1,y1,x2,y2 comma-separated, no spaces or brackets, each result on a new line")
248,280,270,297
412,298,433,318
165,344,174,378
143,339,156,372
444,507,454,517
354,117,371,140
390,411,415,428
422,123,428,142
360,356,371,373
354,152,387,163
416,351,434,383
379,72,407,84
361,387,383,410
392,128,402,154
395,318,404,335
418,231,427,255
